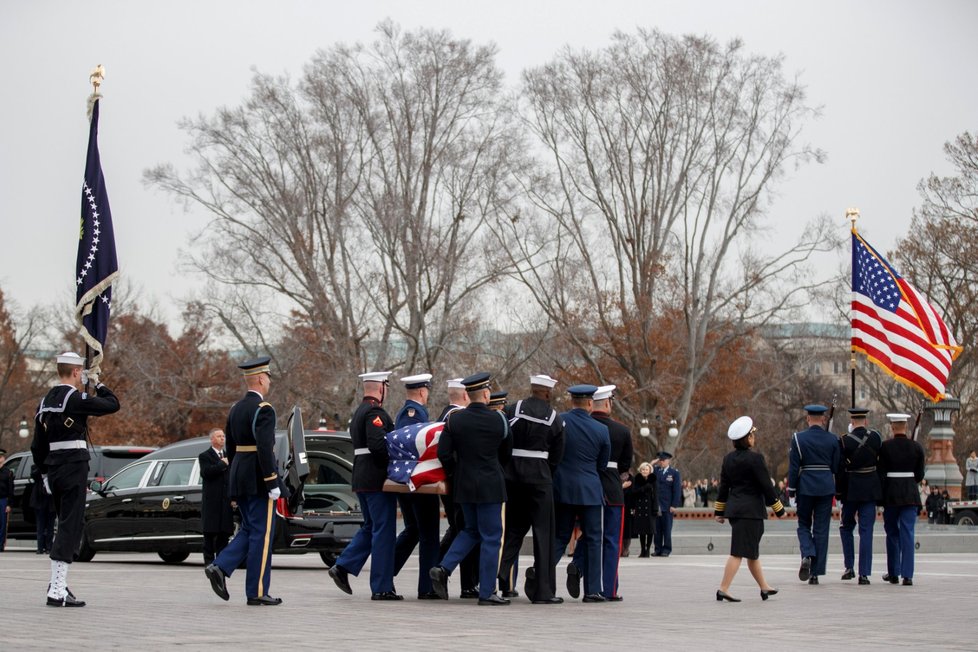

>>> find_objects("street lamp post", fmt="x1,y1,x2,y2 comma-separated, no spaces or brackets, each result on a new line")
18,417,30,439
667,419,679,438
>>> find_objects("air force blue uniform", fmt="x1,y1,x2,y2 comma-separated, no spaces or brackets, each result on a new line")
654,464,681,556
788,415,841,579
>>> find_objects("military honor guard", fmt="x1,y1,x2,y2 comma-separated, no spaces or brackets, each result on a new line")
653,451,681,556
430,372,513,605
497,374,565,604
553,384,611,603
838,407,883,585
205,357,285,606
198,428,234,566
878,413,926,586
32,351,120,607
787,404,841,584
391,373,443,600
488,392,508,410
328,371,402,600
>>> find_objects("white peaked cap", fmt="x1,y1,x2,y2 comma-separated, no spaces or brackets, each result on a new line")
446,378,465,389
530,374,558,388
56,351,84,366
359,371,392,383
886,413,912,423
593,385,616,401
727,416,754,440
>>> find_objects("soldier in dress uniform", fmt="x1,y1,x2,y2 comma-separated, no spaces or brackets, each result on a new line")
787,404,841,585
198,428,234,566
205,357,286,606
32,351,120,607
838,407,883,585
328,371,403,600
571,384,633,600
392,373,442,600
430,372,513,605
488,392,508,411
553,384,610,603
497,374,565,604
878,413,925,586
653,451,681,556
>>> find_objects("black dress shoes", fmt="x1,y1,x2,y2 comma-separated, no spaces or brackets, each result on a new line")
582,593,606,603
371,591,404,601
902,578,913,586
841,568,855,580
46,593,86,608
328,565,353,595
418,591,443,600
524,567,537,597
858,576,871,585
478,593,511,605
808,576,819,585
566,562,581,599
531,597,564,604
429,566,449,600
459,588,479,599
205,563,230,601
882,574,900,584
501,589,519,598
799,556,813,581
605,595,624,602
247,595,283,606
760,589,778,601
715,590,740,603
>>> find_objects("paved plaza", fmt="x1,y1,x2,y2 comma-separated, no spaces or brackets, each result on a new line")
2,524,976,651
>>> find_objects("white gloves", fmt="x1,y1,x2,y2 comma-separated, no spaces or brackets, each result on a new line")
81,369,101,386
268,487,281,500
42,475,51,494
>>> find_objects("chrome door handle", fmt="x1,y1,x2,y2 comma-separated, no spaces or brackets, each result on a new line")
121,498,133,503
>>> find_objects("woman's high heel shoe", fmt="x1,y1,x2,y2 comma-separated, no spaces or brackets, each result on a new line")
760,589,779,601
716,590,741,602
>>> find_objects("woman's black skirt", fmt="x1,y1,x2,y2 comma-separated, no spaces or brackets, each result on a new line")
728,517,763,560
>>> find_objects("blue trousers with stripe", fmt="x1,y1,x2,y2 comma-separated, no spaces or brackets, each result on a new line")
573,503,624,597
215,495,276,599
883,505,917,580
441,502,503,600
335,491,397,594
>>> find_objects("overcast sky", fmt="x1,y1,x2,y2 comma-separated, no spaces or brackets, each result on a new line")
2,0,976,329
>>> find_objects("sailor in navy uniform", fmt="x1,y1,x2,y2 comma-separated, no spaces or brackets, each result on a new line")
878,413,925,585
32,351,120,607
205,357,286,606
553,384,611,603
328,371,403,600
838,407,883,584
430,372,513,605
788,404,841,584
572,384,632,600
653,451,681,556
392,373,442,599
497,374,565,604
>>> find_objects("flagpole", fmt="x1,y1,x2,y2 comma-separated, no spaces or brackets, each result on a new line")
847,207,859,407
82,66,104,394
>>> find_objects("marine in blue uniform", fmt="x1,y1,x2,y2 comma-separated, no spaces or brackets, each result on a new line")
572,384,633,600
205,356,286,606
430,372,513,605
391,373,443,599
553,384,611,603
787,404,841,584
878,413,925,585
838,407,883,584
653,451,681,556
328,371,402,600
32,351,120,607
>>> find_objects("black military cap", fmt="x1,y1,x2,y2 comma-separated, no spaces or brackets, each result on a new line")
239,356,272,377
461,372,492,392
489,391,508,408
804,404,828,415
848,407,870,417
567,384,598,398
656,451,673,460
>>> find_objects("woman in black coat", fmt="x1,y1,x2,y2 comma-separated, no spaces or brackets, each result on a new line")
715,416,785,602
629,462,658,557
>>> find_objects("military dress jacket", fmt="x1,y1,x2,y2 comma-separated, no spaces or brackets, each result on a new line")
198,447,234,533
350,397,394,492
714,449,785,520
787,425,840,497
503,396,565,485
655,465,683,509
552,408,610,506
225,391,281,499
838,426,883,503
592,413,633,505
394,399,429,429
31,383,121,473
438,402,512,504
878,435,925,507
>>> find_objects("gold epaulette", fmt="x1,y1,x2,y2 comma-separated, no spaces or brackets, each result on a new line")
259,402,272,408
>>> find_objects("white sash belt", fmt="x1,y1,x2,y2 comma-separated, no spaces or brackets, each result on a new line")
886,471,914,478
354,447,371,456
607,461,618,469
50,440,87,451
512,449,548,460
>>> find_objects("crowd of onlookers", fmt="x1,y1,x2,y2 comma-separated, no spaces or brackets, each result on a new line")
679,478,722,508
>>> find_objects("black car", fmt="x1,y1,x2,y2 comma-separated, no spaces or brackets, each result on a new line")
0,445,157,539
79,424,362,565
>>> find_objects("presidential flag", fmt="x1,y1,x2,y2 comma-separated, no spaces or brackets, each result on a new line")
851,229,961,401
386,421,445,491
74,98,119,373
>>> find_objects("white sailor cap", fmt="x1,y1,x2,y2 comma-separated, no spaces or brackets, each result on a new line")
446,378,465,389
359,371,392,383
886,413,912,423
727,416,755,440
56,351,84,366
530,374,558,388
400,373,433,389
593,384,616,401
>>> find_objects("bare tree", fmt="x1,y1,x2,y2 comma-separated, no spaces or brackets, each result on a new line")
0,288,47,452
501,28,841,453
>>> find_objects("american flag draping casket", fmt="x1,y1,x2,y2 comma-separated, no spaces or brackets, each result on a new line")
386,421,446,491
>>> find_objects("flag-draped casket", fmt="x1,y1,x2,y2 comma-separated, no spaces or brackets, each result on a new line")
383,421,447,493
